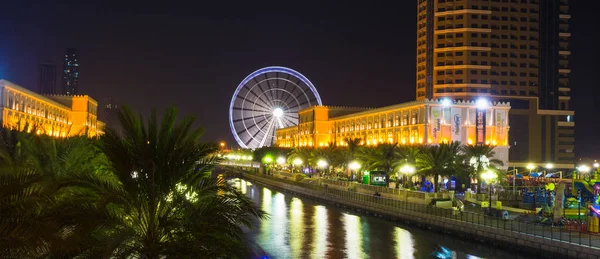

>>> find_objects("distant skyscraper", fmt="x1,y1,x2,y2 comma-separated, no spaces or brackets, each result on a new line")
38,59,57,94
62,48,79,95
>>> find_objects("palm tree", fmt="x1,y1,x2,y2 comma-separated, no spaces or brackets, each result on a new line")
357,143,400,186
416,142,461,192
461,144,504,192
93,106,265,258
0,129,114,258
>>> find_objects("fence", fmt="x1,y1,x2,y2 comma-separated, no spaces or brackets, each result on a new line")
242,172,600,251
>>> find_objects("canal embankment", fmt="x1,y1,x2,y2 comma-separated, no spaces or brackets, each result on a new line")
232,171,600,259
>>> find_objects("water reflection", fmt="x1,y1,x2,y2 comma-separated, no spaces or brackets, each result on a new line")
240,179,534,259
312,205,328,257
394,227,415,259
289,198,304,257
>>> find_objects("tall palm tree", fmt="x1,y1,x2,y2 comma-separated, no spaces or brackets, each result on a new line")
416,142,461,192
461,144,504,192
94,106,265,258
357,143,400,186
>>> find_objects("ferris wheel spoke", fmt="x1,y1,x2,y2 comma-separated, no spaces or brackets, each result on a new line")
263,73,277,102
258,118,276,147
276,117,285,129
244,88,273,111
236,117,267,135
252,78,275,109
232,113,269,123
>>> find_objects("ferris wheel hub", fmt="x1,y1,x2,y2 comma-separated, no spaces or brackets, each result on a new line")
273,108,284,118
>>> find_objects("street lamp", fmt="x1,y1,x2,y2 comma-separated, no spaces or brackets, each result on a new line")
292,158,303,174
219,141,225,149
580,165,591,173
594,163,599,169
481,170,497,212
276,156,286,165
317,159,328,176
349,161,361,181
400,164,416,188
526,163,535,174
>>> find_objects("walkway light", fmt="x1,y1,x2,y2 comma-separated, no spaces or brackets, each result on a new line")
594,163,599,169
263,156,273,164
545,163,554,169
349,161,361,170
293,158,303,166
400,164,416,175
579,165,591,173
317,159,328,169
276,156,286,165
526,163,535,174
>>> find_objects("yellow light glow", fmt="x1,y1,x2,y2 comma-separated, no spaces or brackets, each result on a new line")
343,213,366,258
394,227,415,259
467,139,473,145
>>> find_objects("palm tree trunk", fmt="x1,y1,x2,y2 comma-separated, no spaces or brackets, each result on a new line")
433,173,439,193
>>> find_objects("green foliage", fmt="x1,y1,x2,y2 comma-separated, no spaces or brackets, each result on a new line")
0,106,265,258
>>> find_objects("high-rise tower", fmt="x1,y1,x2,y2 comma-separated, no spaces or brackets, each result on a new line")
416,0,573,168
38,59,57,94
62,48,79,95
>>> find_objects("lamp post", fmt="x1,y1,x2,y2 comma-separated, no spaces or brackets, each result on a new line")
317,159,328,177
349,161,361,181
263,155,273,175
293,158,303,174
527,163,535,174
400,164,416,189
481,170,497,213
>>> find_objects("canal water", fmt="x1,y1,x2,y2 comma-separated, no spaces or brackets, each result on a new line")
233,178,535,259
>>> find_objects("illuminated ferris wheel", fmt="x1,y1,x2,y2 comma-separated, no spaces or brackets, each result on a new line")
229,66,322,149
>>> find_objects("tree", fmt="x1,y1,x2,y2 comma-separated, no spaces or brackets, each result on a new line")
461,144,504,192
357,143,400,186
94,106,265,258
416,142,461,192
0,129,114,258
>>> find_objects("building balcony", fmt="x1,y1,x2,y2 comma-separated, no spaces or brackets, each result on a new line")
559,68,571,74
559,14,571,19
557,121,575,127
434,83,491,88
559,51,571,55
434,28,491,35
434,46,491,52
558,87,571,92
559,32,571,37
434,9,492,16
558,96,571,101
434,65,492,70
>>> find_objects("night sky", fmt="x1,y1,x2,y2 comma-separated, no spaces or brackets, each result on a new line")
0,1,598,158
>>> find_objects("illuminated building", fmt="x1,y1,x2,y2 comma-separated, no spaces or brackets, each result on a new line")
62,48,79,95
416,0,573,168
0,80,104,137
276,99,511,167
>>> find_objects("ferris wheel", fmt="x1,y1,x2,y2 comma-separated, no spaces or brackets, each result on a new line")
229,66,322,149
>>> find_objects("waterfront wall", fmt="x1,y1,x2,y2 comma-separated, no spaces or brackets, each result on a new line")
237,172,600,259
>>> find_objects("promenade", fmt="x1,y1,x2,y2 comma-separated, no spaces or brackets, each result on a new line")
233,170,600,259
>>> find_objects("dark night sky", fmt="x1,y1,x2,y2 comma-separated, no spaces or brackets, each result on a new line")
0,1,598,158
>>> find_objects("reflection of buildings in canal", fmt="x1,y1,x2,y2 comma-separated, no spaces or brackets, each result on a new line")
343,213,367,259
289,198,304,257
394,227,415,259
312,205,328,257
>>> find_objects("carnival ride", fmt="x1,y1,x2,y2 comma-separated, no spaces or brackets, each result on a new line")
229,66,322,149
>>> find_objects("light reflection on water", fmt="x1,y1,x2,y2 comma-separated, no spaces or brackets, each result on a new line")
237,179,534,259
